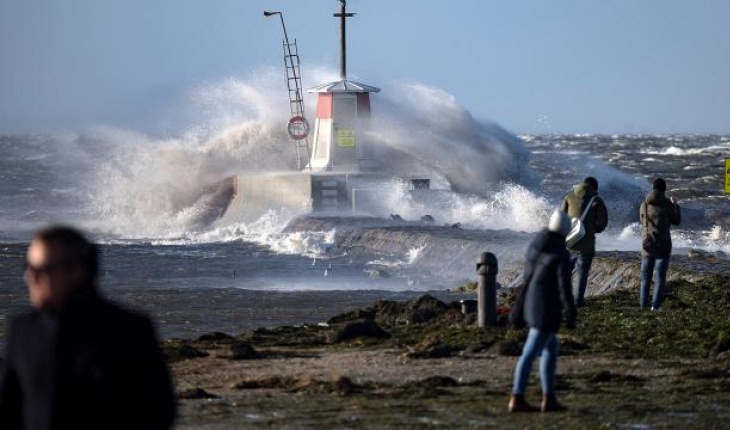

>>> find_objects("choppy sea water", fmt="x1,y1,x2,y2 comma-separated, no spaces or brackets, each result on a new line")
1,133,729,338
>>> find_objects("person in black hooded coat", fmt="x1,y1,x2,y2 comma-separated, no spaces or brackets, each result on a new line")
509,210,577,413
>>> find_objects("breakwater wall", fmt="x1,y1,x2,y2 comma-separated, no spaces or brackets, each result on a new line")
285,216,730,296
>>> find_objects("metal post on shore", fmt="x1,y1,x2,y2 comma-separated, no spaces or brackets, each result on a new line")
477,252,498,327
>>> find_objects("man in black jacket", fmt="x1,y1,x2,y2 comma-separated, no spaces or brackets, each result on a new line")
509,210,577,413
639,178,681,310
0,226,176,430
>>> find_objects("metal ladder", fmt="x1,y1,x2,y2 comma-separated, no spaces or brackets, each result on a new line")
282,39,311,171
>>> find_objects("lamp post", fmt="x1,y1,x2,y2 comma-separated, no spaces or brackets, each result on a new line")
263,11,292,50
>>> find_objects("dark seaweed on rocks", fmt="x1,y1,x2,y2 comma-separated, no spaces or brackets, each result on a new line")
161,337,259,362
196,332,234,343
161,261,730,369
589,371,645,384
215,342,260,360
327,294,465,327
239,326,328,347
232,376,362,395
328,272,730,361
326,320,391,343
162,341,209,363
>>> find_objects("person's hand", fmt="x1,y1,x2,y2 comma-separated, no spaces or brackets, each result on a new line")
670,196,678,205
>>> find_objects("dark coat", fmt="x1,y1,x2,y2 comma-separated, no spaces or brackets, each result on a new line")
519,230,577,333
0,291,175,430
561,183,609,255
640,190,681,258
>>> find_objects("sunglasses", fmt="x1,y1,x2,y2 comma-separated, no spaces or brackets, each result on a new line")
24,261,76,277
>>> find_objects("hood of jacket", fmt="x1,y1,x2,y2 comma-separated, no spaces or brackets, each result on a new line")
529,229,566,255
646,190,667,206
573,183,597,200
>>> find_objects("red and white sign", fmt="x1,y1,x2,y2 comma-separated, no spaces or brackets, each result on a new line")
287,116,310,141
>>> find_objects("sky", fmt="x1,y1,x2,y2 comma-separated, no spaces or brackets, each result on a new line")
0,0,729,135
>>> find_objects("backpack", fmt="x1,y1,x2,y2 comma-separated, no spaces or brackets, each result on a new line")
566,196,597,248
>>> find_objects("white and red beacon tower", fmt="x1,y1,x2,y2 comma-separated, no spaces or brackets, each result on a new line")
307,0,380,173
212,0,407,224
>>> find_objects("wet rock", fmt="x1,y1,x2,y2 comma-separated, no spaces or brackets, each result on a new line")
327,320,391,343
178,387,218,400
397,376,458,397
241,325,327,347
406,335,460,359
215,341,260,360
372,295,458,326
197,332,234,342
232,376,296,390
589,371,645,384
464,342,493,354
162,341,209,363
331,375,359,394
559,336,590,356
494,339,522,357
327,309,376,325
192,332,239,351
403,376,459,389
292,376,361,395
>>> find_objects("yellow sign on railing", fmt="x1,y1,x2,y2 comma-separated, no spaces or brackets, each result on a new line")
726,158,730,194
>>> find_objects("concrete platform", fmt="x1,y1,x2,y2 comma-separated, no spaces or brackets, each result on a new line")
214,172,443,226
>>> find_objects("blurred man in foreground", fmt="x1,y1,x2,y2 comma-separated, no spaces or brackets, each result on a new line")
0,226,175,430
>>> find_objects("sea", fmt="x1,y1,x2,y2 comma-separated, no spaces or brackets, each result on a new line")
1,77,729,340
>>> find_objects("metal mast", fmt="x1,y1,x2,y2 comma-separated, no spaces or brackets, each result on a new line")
333,0,355,80
264,11,311,170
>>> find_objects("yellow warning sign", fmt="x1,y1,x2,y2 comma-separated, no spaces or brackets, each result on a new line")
726,158,730,194
337,128,356,147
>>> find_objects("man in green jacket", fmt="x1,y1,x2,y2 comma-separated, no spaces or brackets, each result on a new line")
639,178,681,310
560,177,609,307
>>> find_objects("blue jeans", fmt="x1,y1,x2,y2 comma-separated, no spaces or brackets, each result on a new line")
512,328,559,395
640,256,670,309
571,253,594,307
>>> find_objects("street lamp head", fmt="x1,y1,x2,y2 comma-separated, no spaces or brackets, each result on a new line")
263,11,281,17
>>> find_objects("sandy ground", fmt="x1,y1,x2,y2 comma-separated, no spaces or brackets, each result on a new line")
172,347,730,429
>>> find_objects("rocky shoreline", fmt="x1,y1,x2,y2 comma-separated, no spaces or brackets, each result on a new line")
167,250,730,429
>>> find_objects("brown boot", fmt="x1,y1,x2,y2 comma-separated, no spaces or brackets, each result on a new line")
508,394,539,413
541,393,567,412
